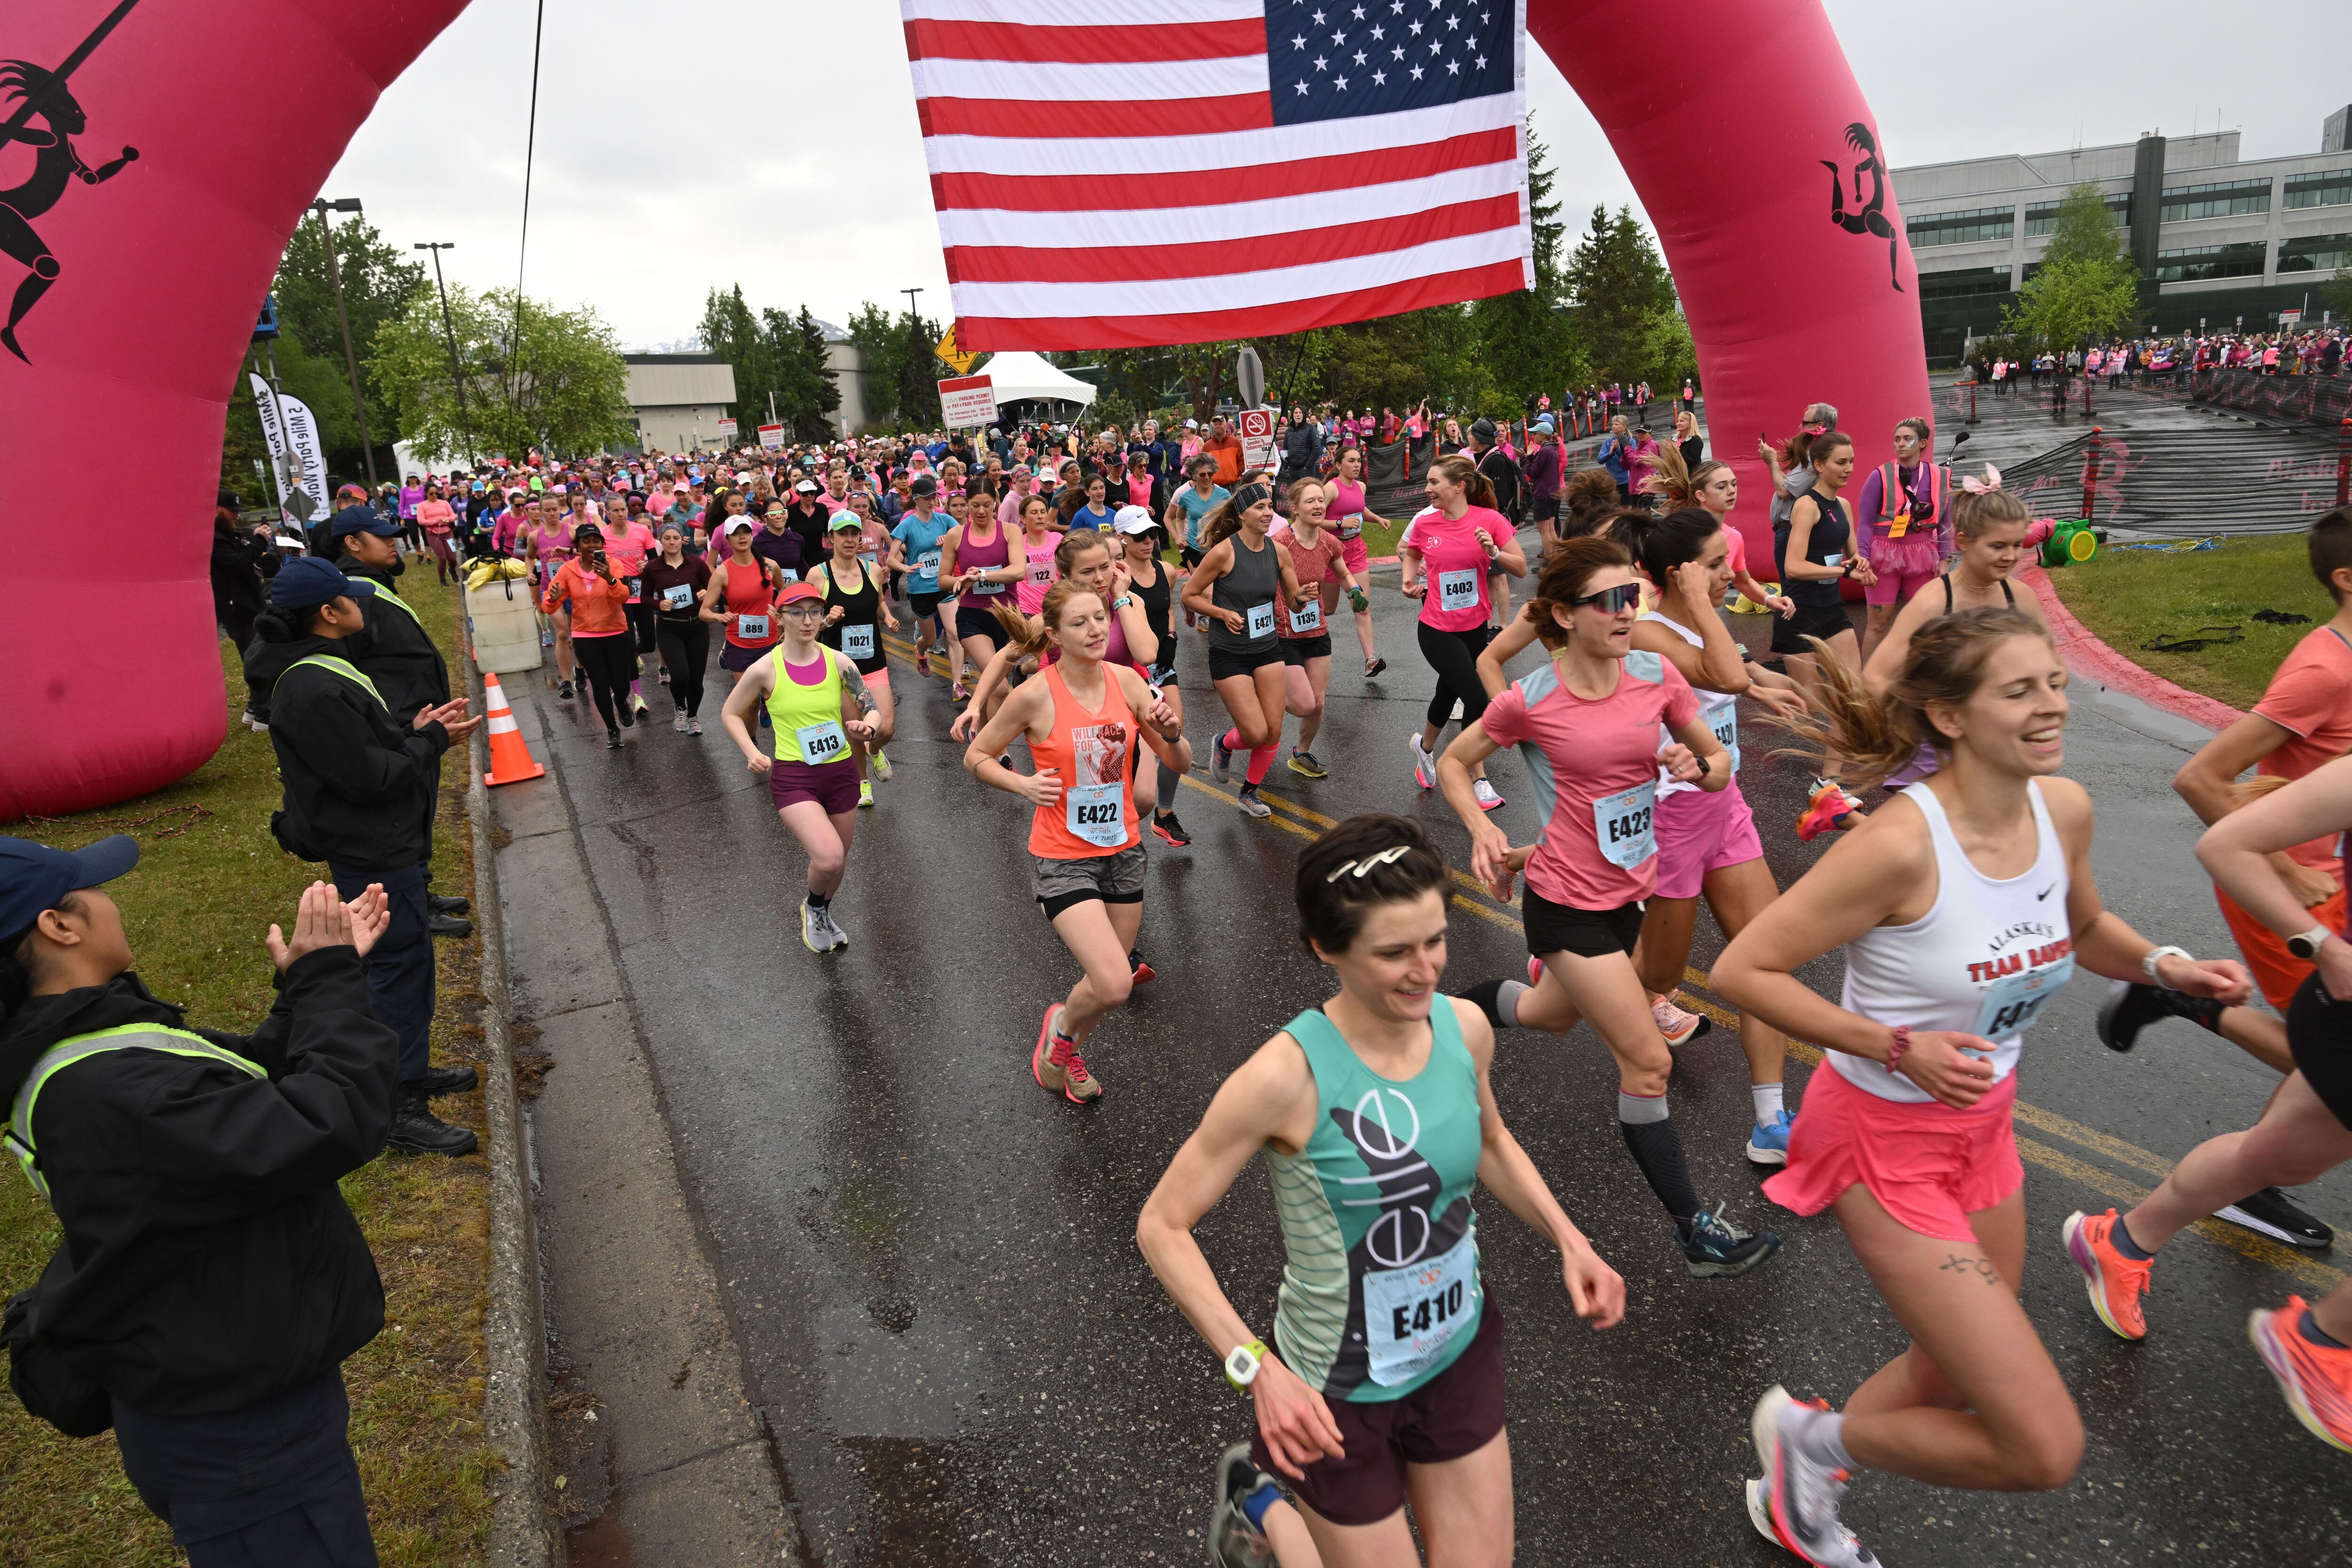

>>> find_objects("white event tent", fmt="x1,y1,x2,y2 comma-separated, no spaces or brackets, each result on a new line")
975,350,1097,409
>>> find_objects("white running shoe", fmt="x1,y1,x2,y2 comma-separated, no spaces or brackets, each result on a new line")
814,904,850,951
1409,732,1437,790
1752,1386,1879,1567
800,900,826,954
1211,729,1234,783
1471,778,1504,812
869,748,892,781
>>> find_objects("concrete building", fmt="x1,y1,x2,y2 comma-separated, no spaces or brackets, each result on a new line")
622,353,737,452
812,318,869,440
1895,112,2352,362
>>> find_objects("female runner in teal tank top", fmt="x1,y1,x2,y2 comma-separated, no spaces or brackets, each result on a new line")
1139,814,1624,1568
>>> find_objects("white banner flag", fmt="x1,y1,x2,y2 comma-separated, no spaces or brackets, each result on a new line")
249,374,328,528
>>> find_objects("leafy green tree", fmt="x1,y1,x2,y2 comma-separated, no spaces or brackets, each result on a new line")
1562,204,1682,387
2001,183,2138,352
369,284,632,461
1472,127,1582,406
699,285,779,433
763,306,842,441
274,211,427,365
843,302,904,426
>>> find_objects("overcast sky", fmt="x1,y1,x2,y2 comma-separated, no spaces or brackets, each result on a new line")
324,0,2351,350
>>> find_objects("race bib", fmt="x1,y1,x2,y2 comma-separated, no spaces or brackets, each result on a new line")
1027,559,1054,586
660,583,692,611
1288,599,1324,634
625,575,643,600
795,718,849,765
1244,600,1276,640
736,613,770,640
1436,567,1480,613
1703,694,1740,775
1361,1227,1478,1387
1592,780,1657,869
1821,553,1843,570
1974,955,2075,1040
841,623,875,661
1335,514,1363,540
778,568,800,585
968,572,1000,595
1064,781,1126,848
915,549,942,579
861,551,880,570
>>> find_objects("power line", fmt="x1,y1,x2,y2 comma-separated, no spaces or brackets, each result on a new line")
511,0,547,410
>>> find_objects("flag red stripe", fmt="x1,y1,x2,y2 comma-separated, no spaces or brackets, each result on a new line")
905,16,1266,65
930,126,1516,213
916,92,1272,139
956,260,1531,350
944,195,1520,283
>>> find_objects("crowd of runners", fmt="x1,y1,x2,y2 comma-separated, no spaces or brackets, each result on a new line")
257,394,2352,1568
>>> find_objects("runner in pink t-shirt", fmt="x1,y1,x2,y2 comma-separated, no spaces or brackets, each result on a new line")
1399,454,1524,808
1323,446,1393,677
1270,478,1362,777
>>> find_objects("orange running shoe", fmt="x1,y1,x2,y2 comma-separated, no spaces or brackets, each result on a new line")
2063,1209,2153,1340
1795,776,1859,843
2249,1297,2352,1454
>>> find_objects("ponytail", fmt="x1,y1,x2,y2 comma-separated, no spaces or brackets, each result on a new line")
1430,453,1496,510
993,579,1106,662
1772,607,2051,788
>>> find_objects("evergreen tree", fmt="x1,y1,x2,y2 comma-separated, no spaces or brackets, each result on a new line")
1472,125,1582,406
798,307,842,439
895,310,943,428
1562,205,1683,388
698,285,778,432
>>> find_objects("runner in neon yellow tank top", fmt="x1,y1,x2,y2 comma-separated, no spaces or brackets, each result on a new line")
719,581,879,955
1139,814,1623,1568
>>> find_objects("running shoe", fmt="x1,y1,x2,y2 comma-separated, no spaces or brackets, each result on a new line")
2249,1296,2352,1454
1409,732,1437,790
814,905,850,951
870,748,892,781
1653,995,1711,1046
1031,1005,1102,1105
1152,811,1192,847
2063,1208,2152,1339
1365,656,1388,679
1684,1202,1782,1279
1747,1109,1794,1166
951,680,969,704
2095,978,2223,1052
1471,778,1505,812
632,692,649,716
1752,1387,1878,1567
558,680,575,701
540,628,555,647
1287,749,1328,779
1211,729,1235,783
1208,1441,1278,1568
1794,776,1858,842
672,711,689,732
1528,955,1545,988
1236,785,1272,818
689,717,703,736
618,701,635,730
915,653,931,677
2215,1187,2335,1250
605,727,621,749
1129,950,1156,985
858,779,874,808
932,638,949,658
800,899,826,954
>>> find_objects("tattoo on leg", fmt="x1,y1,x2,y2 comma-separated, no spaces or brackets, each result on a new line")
1939,1252,2000,1284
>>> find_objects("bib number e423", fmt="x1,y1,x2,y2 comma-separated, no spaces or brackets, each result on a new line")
1592,780,1658,870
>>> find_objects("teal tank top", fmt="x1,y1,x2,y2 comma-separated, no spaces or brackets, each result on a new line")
1265,1003,1484,1402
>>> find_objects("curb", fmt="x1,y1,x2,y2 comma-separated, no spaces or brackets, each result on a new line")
2016,562,2245,734
464,653,559,1568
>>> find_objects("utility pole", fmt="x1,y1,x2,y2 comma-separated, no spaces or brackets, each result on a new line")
311,198,377,483
414,241,475,466
902,286,926,344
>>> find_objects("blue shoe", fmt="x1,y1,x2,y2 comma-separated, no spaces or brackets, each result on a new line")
1683,1200,1781,1279
1211,729,1233,783
1746,1109,1794,1166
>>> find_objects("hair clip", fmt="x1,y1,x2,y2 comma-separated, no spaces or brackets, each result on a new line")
1325,844,1412,882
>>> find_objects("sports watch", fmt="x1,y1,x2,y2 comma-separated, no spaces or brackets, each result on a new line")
1224,1338,1269,1390
2288,925,2335,961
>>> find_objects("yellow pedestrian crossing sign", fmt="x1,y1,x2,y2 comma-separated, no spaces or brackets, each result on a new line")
936,325,978,376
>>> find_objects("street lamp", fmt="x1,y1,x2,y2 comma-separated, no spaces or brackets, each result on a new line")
310,197,377,484
414,242,474,467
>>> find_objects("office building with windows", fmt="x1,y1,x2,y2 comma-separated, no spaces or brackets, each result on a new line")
1893,110,2352,362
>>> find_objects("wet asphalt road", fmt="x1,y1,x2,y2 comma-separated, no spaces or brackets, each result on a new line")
504,541,2352,1568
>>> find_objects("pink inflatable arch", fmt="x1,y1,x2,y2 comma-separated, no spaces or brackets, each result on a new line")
0,0,1922,819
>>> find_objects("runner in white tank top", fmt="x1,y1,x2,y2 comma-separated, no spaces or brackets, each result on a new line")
1711,607,2249,1568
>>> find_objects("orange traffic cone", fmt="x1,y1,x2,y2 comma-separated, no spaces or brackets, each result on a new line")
481,673,546,786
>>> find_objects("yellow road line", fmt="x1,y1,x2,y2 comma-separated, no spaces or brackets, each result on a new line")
890,620,2340,1280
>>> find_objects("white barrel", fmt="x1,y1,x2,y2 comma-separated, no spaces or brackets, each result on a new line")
466,576,544,675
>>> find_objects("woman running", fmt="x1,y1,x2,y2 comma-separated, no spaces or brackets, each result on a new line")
1445,537,1779,1279
953,529,1159,764
1325,446,1391,677
542,521,637,748
1115,508,1195,849
887,476,957,678
527,501,579,700
1710,607,2246,1566
1137,813,1624,1568
1272,478,1366,780
644,519,712,732
964,579,1184,1104
1013,492,1064,616
720,581,881,955
1402,455,1526,811
699,514,787,706
943,488,1022,703
1183,481,1311,820
1639,447,1789,618
1772,429,1875,841
2062,753,2352,1452
810,512,901,807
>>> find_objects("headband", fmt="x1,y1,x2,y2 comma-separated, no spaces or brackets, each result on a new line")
1231,481,1272,513
1324,844,1412,883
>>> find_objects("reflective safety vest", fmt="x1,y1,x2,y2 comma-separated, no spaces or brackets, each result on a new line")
5,1025,266,1203
276,653,388,709
356,581,422,628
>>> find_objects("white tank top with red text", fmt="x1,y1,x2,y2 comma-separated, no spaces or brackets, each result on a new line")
1831,780,2073,1104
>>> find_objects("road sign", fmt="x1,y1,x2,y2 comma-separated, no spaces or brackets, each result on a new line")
1236,344,1265,410
937,325,979,376
756,422,785,450
717,417,738,438
2280,309,2304,327
939,374,998,430
1239,406,1277,471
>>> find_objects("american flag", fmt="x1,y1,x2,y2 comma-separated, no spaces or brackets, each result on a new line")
902,0,1531,351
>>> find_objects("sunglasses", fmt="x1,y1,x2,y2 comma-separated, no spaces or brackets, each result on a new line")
1569,582,1643,613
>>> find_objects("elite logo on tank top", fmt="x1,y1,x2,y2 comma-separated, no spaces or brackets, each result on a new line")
1332,1090,1477,1385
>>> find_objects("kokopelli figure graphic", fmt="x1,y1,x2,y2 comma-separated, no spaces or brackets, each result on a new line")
0,13,143,364
1822,121,1900,293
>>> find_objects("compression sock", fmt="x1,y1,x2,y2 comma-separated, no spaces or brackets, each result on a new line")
1618,1091,1700,1228
2301,1307,2350,1350
1459,978,1526,1030
2109,1215,2156,1260
1157,756,1179,806
1751,1082,1786,1123
2156,986,2227,1033
1247,744,1278,785
1240,1481,1281,1533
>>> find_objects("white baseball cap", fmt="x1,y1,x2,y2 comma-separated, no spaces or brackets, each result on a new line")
1112,505,1158,535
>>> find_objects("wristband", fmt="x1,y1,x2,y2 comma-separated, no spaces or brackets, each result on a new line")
2141,945,2191,982
1884,1023,1911,1071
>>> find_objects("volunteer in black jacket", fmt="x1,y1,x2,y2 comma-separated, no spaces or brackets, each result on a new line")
1468,417,1525,622
0,836,397,1566
329,506,474,940
248,557,481,1157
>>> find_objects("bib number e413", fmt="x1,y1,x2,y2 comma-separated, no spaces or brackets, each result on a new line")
795,718,848,764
